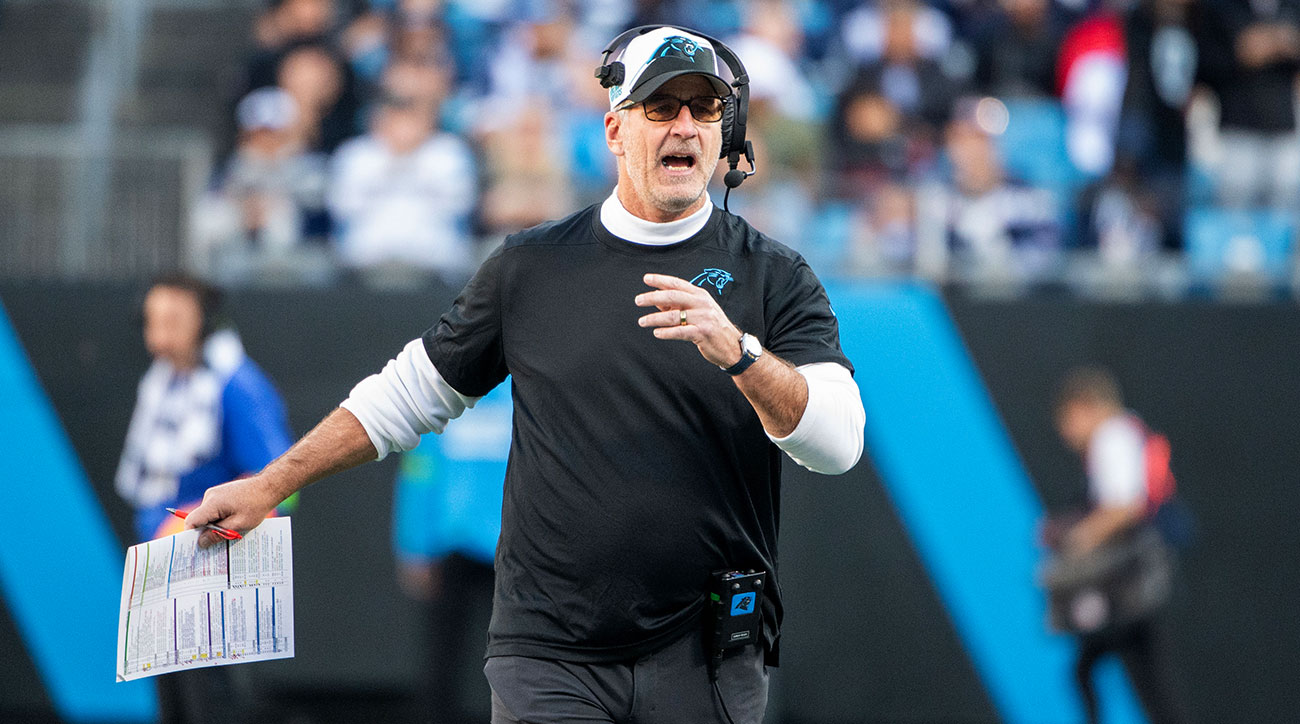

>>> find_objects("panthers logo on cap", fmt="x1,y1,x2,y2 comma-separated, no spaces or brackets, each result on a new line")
655,36,701,62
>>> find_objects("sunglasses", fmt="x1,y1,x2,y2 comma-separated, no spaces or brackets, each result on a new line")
633,94,727,123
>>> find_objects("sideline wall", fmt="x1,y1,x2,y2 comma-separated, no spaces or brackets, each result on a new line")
1,282,1296,723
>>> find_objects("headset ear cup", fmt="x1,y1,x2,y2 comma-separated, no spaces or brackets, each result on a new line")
719,95,736,159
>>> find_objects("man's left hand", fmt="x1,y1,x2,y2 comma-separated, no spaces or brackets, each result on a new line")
635,273,743,368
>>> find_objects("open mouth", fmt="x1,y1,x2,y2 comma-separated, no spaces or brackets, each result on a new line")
661,155,696,171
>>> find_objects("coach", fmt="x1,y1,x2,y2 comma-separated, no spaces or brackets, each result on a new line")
188,25,865,724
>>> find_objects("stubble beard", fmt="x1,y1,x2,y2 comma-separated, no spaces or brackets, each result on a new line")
638,162,707,216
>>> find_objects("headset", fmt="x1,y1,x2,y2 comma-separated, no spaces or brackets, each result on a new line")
141,273,225,342
595,25,758,205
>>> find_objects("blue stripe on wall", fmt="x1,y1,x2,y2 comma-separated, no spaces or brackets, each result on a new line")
828,281,1145,724
0,303,156,722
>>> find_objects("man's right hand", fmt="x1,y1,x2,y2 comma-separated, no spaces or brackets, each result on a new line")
186,476,282,548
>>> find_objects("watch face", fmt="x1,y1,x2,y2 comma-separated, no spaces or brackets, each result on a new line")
742,334,762,357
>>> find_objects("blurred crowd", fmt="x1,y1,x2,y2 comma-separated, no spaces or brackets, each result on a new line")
190,0,1300,289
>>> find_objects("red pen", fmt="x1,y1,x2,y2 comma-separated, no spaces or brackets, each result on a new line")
165,507,243,540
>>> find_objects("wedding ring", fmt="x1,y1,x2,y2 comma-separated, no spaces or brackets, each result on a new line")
679,309,688,326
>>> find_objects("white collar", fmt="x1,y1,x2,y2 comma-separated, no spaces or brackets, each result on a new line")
599,188,714,246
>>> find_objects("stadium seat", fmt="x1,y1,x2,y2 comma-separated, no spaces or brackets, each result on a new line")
803,201,853,275
997,98,1083,192
1183,206,1295,282
997,98,1088,246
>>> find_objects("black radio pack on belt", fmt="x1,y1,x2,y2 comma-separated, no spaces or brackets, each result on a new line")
707,570,764,670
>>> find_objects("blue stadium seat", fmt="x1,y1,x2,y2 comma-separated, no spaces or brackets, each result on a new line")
997,98,1082,192
803,201,854,275
1184,207,1295,281
996,98,1089,246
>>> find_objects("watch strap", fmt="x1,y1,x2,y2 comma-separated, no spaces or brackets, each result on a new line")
723,335,760,376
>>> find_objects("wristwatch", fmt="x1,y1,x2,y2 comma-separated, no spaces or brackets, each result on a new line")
722,333,763,376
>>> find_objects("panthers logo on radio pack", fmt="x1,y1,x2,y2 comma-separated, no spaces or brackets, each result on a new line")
691,268,733,295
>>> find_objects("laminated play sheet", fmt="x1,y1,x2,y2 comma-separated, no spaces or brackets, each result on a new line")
115,517,293,681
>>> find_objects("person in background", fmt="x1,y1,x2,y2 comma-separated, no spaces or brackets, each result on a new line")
247,0,340,89
967,0,1070,99
843,0,962,147
393,384,511,724
276,42,361,153
720,1,823,251
192,87,331,275
941,98,1061,280
115,274,295,724
328,55,477,278
1052,366,1189,724
474,17,582,234
1107,0,1202,252
1199,0,1300,210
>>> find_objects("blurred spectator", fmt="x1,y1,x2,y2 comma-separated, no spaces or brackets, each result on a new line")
1057,11,1127,176
477,100,576,233
967,0,1070,98
838,0,954,67
719,1,823,247
328,57,477,277
940,100,1062,278
277,43,362,152
1081,158,1164,268
716,123,819,254
481,17,579,116
559,34,621,206
1200,0,1300,209
475,18,585,232
727,0,819,123
340,9,392,92
248,0,341,89
828,73,918,200
841,0,963,163
391,6,451,66
1108,0,1202,250
393,383,511,724
843,181,919,274
191,87,331,274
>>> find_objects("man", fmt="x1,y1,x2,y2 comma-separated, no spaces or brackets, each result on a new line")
1051,366,1188,724
116,274,293,723
117,274,294,542
943,99,1061,281
187,25,865,724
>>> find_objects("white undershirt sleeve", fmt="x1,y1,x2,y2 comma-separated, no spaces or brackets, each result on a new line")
339,338,482,461
767,362,865,475
1087,415,1146,508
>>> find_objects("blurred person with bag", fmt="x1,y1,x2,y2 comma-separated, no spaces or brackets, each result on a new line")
1042,366,1190,724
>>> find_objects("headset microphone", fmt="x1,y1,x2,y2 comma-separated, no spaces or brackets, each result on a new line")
724,140,756,189
722,140,756,211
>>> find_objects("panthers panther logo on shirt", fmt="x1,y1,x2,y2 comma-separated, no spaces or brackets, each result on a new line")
691,268,734,295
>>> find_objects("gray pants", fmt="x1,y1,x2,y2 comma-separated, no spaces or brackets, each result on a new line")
1216,130,1300,210
485,630,768,724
